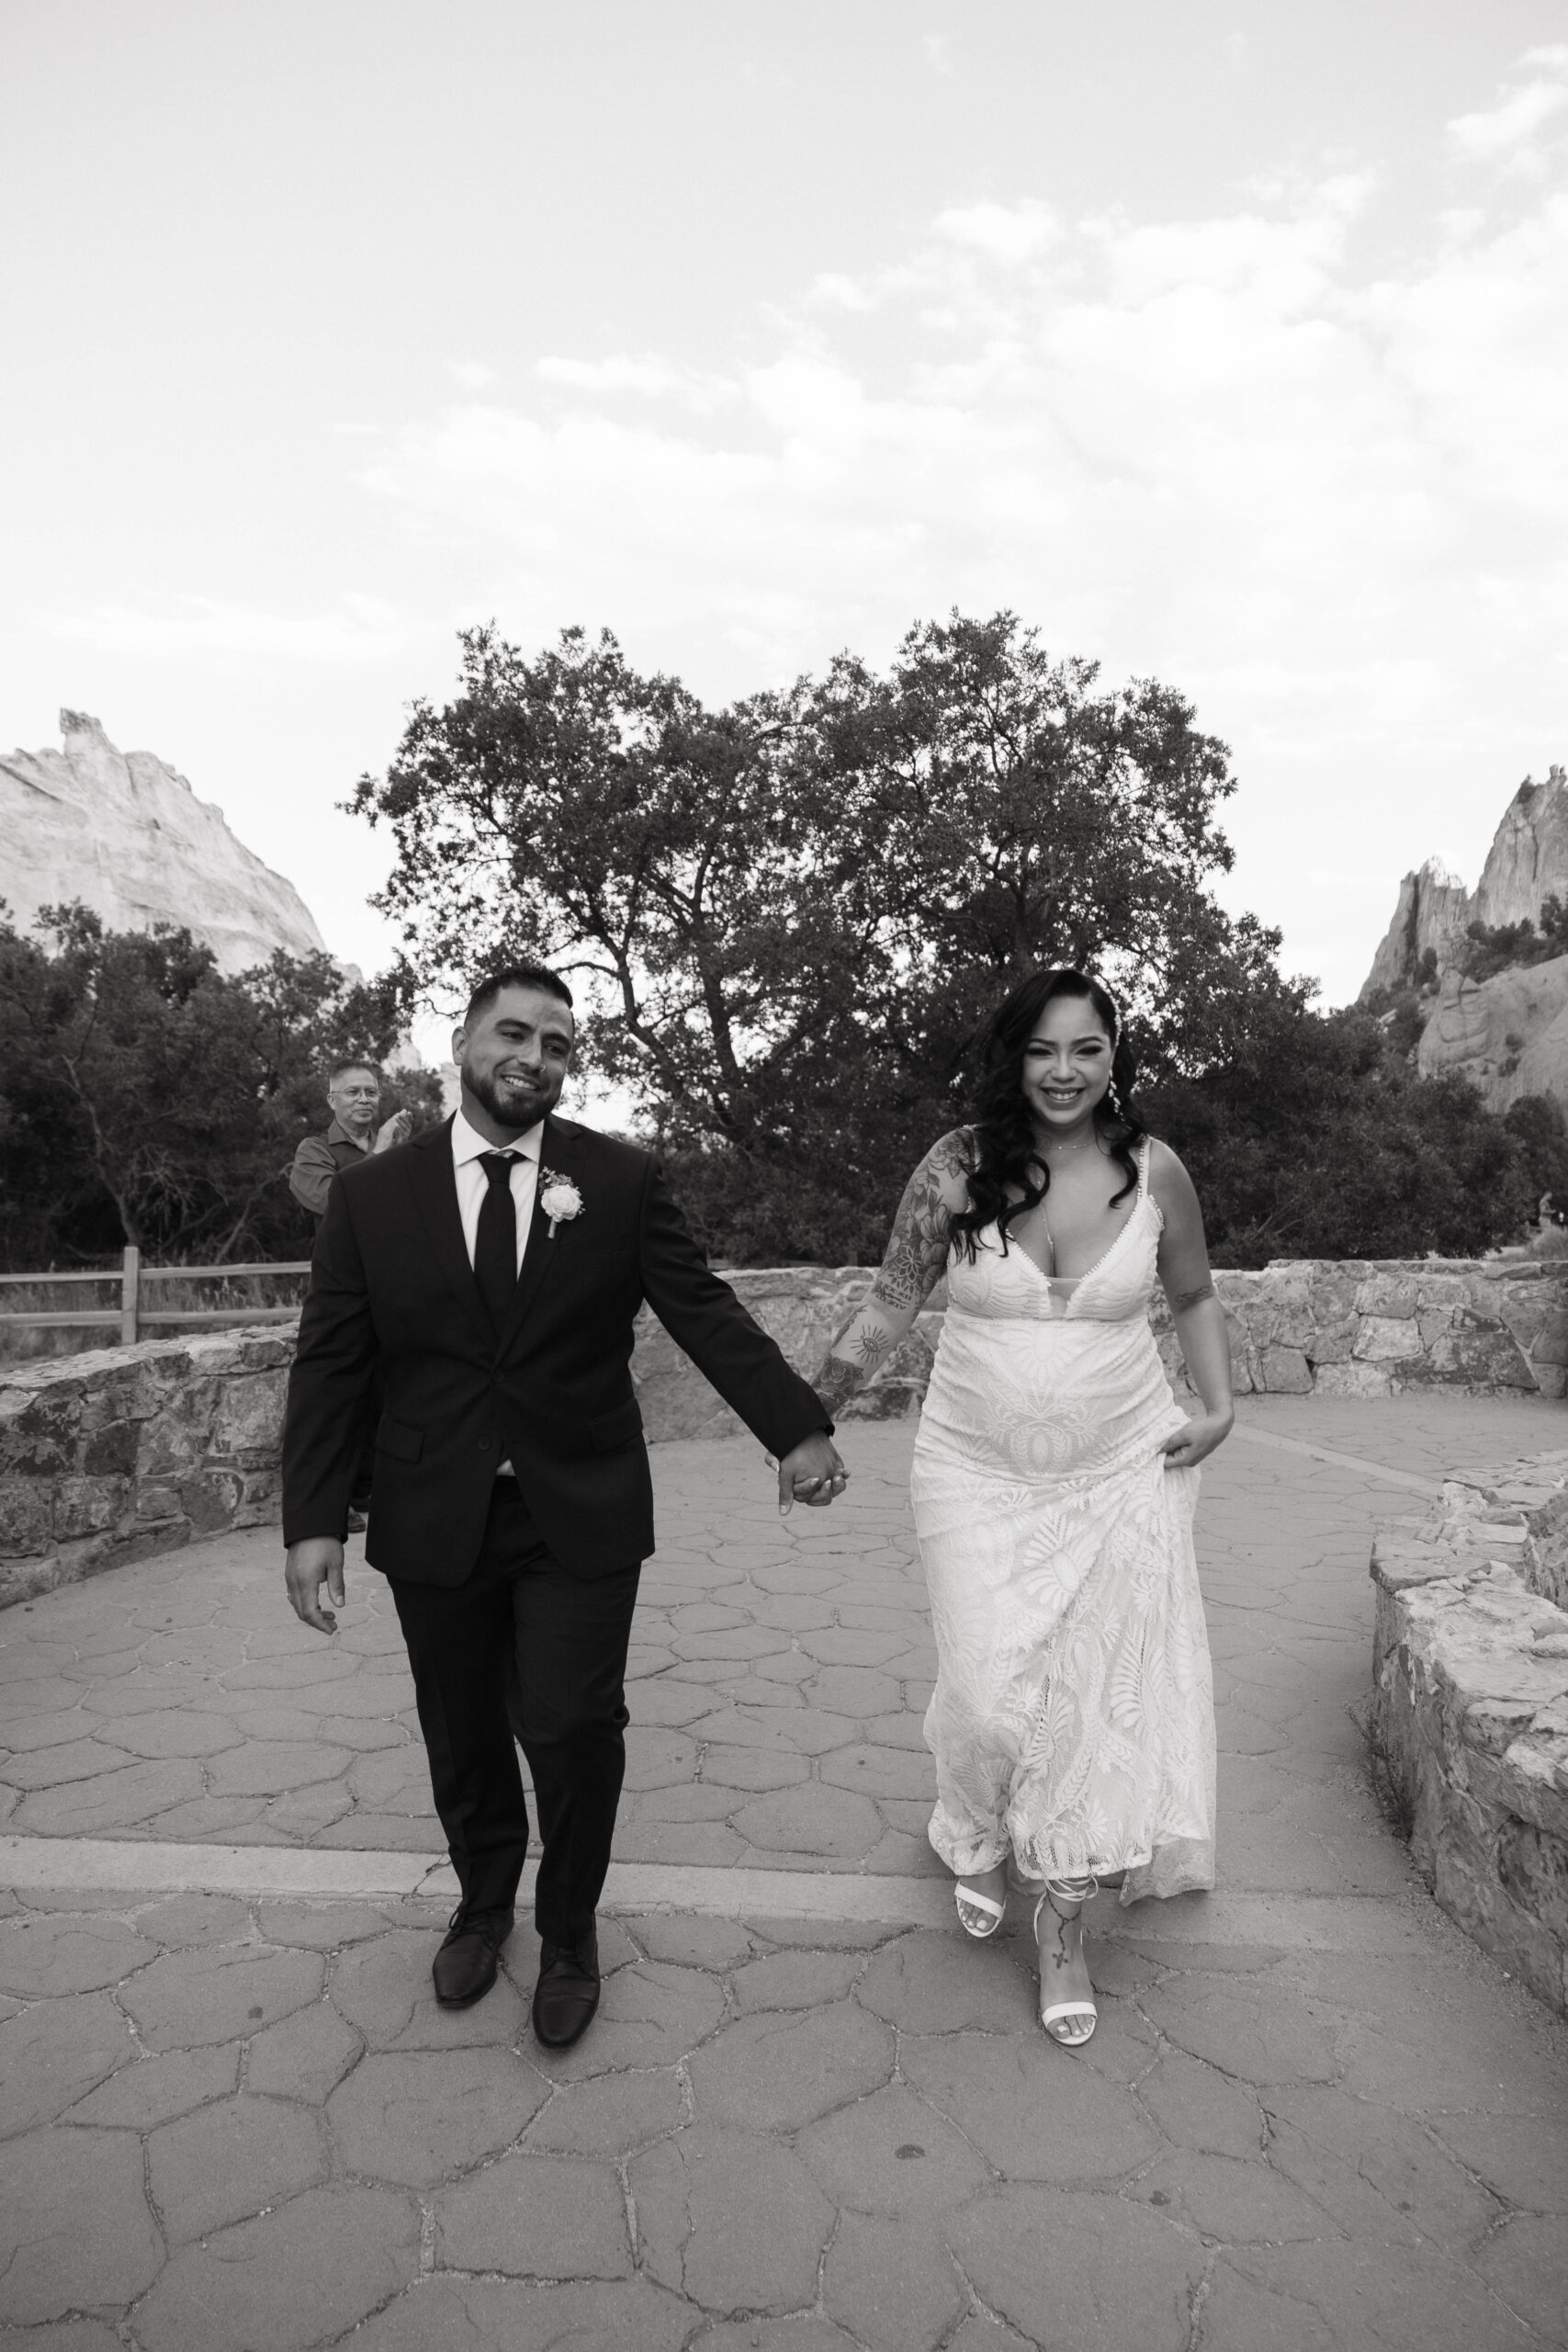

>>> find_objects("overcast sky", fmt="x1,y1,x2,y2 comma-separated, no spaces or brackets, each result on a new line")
3,0,1565,1025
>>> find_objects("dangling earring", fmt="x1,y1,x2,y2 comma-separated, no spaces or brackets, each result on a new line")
1108,1077,1123,1117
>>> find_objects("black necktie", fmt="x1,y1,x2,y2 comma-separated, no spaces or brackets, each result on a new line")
475,1152,519,1337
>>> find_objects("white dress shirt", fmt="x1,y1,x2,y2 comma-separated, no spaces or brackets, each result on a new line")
450,1107,544,1275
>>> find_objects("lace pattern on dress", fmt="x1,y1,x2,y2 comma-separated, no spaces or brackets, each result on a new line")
911,1140,1217,1905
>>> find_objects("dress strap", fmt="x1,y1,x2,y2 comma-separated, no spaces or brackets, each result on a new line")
1136,1136,1152,1200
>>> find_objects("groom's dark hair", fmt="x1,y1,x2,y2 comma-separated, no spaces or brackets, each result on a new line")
463,964,575,1024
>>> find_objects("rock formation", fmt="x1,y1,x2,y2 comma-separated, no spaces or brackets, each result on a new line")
1472,767,1568,930
0,711,327,975
1416,956,1568,1112
1359,857,1472,999
1361,766,1568,1113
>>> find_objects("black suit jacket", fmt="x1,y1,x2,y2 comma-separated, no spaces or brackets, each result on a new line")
281,1113,829,1583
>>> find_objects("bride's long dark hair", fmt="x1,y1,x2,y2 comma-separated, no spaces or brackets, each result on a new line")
948,967,1146,1264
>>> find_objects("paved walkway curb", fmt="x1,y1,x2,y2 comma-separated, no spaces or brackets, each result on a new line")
0,1833,1438,1952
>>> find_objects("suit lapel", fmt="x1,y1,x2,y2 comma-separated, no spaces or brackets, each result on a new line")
403,1118,491,1344
497,1114,584,1357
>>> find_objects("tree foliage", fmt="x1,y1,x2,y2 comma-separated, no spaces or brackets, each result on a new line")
0,905,439,1268
351,612,1555,1269
355,612,1303,1261
1461,898,1568,983
799,612,1295,1083
352,623,855,1153
1359,972,1438,1063
1502,1092,1568,1214
1145,1001,1538,1265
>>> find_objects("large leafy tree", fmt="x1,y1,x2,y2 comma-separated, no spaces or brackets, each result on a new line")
790,610,1300,1126
0,906,437,1266
352,625,871,1152
355,613,1297,1260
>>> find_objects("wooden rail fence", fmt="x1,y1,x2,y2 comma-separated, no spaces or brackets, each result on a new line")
0,1248,310,1345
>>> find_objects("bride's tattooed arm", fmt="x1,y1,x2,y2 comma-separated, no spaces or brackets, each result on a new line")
811,1131,972,1417
814,1336,886,1421
871,1132,973,1311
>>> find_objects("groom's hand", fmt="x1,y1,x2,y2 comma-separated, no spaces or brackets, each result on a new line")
286,1537,346,1634
776,1431,848,1515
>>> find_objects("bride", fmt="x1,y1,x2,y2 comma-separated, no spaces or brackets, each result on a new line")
813,967,1232,2046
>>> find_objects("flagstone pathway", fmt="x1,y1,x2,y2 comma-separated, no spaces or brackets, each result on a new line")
2,1393,1566,2350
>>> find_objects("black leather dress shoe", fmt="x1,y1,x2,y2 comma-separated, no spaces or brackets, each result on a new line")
432,1905,514,2008
532,1926,600,2048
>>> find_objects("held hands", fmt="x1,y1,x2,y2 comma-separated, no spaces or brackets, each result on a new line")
1158,1409,1234,1472
285,1537,346,1634
773,1430,850,1515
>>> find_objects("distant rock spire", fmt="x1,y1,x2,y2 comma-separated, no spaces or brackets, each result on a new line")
1360,765,1568,1115
0,713,327,973
1359,770,1568,1002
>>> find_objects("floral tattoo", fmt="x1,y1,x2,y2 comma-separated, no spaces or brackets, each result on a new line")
814,1352,870,1419
809,1130,970,1416
867,1129,971,1311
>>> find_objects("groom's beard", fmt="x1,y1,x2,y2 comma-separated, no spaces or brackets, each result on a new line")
461,1058,561,1132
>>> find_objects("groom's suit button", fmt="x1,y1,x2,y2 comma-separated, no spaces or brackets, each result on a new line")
476,1435,493,1452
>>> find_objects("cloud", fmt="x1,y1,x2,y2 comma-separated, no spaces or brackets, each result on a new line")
36,594,423,663
536,355,737,412
920,32,953,76
449,360,497,392
364,171,1566,684
933,199,1060,267
807,270,880,312
1449,48,1568,173
538,355,682,396
356,160,1568,1001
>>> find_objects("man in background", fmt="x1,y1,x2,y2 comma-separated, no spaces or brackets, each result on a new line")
289,1062,411,1526
289,1061,412,1223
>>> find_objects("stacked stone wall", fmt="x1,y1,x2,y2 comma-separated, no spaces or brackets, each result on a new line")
0,1330,290,1608
1371,1453,1568,2016
1159,1258,1568,1403
3,1251,1565,1606
637,1257,1568,1439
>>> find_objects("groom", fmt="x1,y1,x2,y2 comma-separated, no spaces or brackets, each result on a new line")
282,964,845,2046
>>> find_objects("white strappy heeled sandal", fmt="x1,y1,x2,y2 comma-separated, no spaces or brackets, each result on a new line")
1033,1877,1099,2046
954,1876,1008,1939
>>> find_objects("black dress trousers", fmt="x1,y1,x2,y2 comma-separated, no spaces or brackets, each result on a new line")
389,1480,640,1944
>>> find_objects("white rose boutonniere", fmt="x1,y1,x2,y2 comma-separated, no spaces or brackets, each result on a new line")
539,1170,584,1239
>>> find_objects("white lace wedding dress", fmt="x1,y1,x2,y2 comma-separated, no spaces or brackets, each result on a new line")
911,1141,1216,1903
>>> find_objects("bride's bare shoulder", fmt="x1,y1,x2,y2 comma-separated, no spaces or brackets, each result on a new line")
1145,1135,1200,1205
